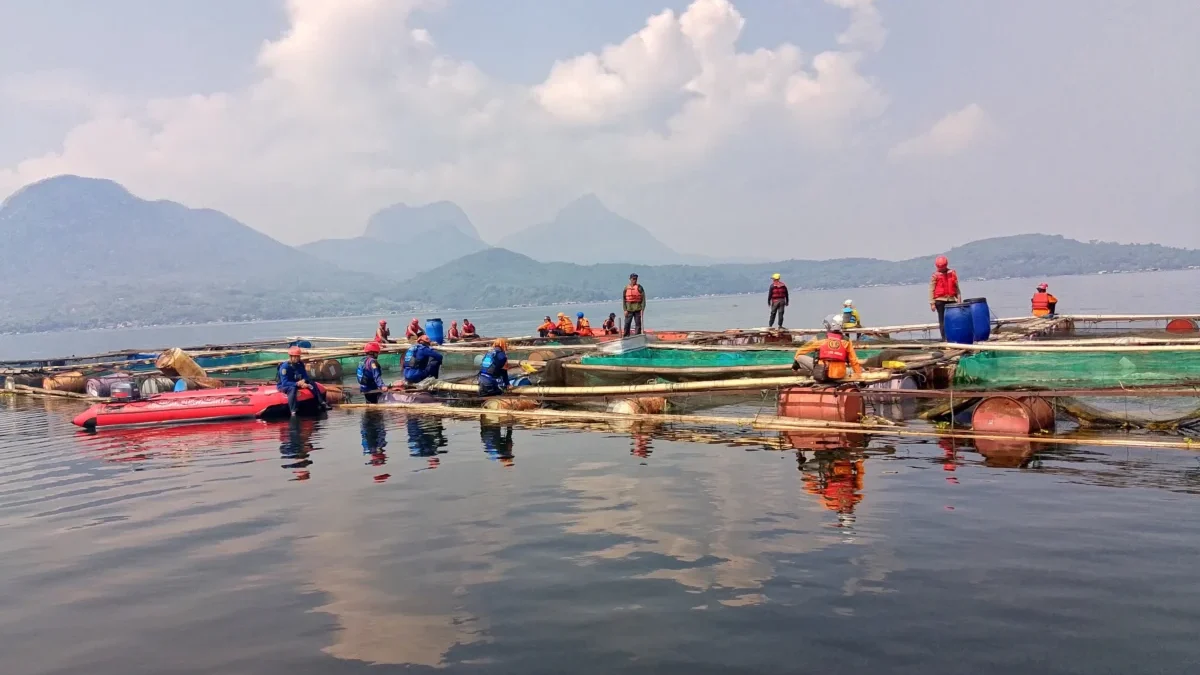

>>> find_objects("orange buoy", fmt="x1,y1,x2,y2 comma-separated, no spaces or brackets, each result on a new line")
777,386,864,423
971,396,1055,435
1166,318,1199,334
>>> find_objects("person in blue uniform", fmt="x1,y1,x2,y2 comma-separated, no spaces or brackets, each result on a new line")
478,338,511,396
356,341,388,403
278,346,329,415
402,335,443,384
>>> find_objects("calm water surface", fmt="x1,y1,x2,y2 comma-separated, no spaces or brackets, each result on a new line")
2,396,1200,674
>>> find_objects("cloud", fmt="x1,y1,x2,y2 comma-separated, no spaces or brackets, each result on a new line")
888,103,995,161
0,0,890,245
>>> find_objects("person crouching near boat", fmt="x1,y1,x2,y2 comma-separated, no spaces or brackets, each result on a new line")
357,342,389,404
792,316,863,383
478,339,511,396
278,346,330,414
403,335,443,384
602,313,619,335
461,319,479,340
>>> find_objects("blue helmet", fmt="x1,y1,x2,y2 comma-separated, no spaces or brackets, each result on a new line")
577,312,584,318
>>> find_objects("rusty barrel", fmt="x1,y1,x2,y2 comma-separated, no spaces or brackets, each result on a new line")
971,395,1055,435
311,359,343,382
607,397,668,415
41,371,87,393
1166,318,1199,334
777,386,864,423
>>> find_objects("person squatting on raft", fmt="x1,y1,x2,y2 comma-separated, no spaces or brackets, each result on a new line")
792,316,863,383
403,335,443,384
575,312,594,337
357,342,389,404
447,321,462,342
406,318,425,339
478,338,511,397
375,319,395,343
602,313,618,335
461,319,479,339
767,273,789,329
623,273,646,337
929,256,961,340
278,346,330,415
1031,283,1058,317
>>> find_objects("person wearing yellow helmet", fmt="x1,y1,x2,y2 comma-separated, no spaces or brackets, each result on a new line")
768,273,789,329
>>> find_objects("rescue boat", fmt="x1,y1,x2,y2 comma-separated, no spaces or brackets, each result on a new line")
72,384,327,430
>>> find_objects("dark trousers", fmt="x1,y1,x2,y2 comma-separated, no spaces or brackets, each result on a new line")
364,392,382,404
934,300,950,340
478,380,506,397
403,363,441,384
769,300,786,328
286,384,327,414
623,311,643,337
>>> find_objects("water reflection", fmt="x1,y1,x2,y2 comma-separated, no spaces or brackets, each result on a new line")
802,451,866,529
480,422,515,467
361,410,390,482
406,416,448,470
279,417,317,480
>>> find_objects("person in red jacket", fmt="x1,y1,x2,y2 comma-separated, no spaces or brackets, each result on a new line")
374,319,394,344
447,321,462,342
461,319,479,340
929,256,961,339
767,273,789,329
1031,283,1058,317
406,318,424,340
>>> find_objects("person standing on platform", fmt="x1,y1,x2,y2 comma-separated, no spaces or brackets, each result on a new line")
767,273,790,329
622,273,646,337
929,256,961,339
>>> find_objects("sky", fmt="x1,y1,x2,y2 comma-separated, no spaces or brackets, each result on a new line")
0,0,1197,260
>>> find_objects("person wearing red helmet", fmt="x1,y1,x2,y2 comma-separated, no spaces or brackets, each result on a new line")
1031,282,1058,317
357,342,388,403
278,346,329,415
929,256,961,339
406,318,425,340
375,319,394,344
461,319,479,340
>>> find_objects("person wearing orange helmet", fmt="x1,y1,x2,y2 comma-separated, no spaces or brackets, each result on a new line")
357,342,388,403
447,321,462,342
478,338,511,396
375,319,394,344
402,335,442,384
278,346,329,415
1031,282,1058,317
929,255,961,339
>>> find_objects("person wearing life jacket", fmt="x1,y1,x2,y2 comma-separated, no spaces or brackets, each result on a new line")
556,312,576,335
447,321,462,342
929,256,961,339
1031,283,1058,317
375,319,394,344
537,316,556,338
406,318,425,340
575,312,594,337
481,423,515,467
767,273,790,329
841,300,862,329
461,319,479,340
792,316,863,382
402,335,442,384
356,342,388,403
622,273,646,337
478,338,511,396
602,313,618,335
278,346,329,415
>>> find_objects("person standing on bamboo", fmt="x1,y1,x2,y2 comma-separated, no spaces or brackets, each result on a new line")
622,273,646,337
929,256,961,339
767,273,789,329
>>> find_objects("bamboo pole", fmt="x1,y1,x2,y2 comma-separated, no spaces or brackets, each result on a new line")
426,372,893,396
563,363,796,375
5,384,108,401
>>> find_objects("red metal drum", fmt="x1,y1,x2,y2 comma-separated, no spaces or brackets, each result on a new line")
971,396,1055,435
778,386,864,423
1166,318,1199,334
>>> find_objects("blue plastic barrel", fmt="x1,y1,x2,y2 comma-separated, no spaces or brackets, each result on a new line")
426,318,445,345
963,297,991,341
173,379,189,392
943,303,975,344
288,340,313,349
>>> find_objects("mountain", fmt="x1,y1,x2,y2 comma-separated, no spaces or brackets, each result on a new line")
0,175,415,333
499,194,685,265
402,235,1200,309
300,201,487,278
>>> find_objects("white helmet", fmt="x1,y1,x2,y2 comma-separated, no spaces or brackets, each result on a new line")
843,299,854,307
823,314,844,332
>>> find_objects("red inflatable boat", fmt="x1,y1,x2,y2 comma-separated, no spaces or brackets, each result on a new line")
72,384,327,430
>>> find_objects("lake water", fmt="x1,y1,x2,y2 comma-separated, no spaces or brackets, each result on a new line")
2,270,1200,674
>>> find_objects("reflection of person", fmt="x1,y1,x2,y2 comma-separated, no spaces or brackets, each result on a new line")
802,452,865,526
406,417,447,457
480,423,515,467
279,417,316,477
361,410,390,482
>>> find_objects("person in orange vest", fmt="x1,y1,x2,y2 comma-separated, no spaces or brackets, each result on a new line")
929,256,961,339
601,313,618,335
375,319,394,344
575,312,594,337
1031,283,1058,317
622,273,646,337
406,318,425,340
767,273,789,329
447,321,462,342
461,319,479,339
537,316,556,338
555,312,576,335
792,316,863,382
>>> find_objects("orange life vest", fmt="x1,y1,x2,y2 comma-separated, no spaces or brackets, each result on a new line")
817,335,849,363
624,284,644,304
576,318,592,336
557,318,576,334
1031,292,1051,313
538,321,555,333
931,270,959,299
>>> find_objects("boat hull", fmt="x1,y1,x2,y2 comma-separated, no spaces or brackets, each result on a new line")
72,384,326,430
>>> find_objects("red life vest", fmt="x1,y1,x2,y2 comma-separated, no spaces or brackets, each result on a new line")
931,270,958,299
462,321,477,335
768,281,788,302
817,335,849,363
624,284,644,304
1031,292,1051,312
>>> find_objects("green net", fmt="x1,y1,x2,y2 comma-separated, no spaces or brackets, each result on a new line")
953,350,1200,390
580,348,881,369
